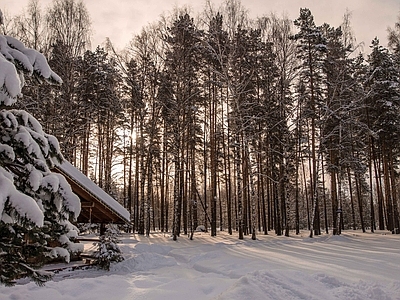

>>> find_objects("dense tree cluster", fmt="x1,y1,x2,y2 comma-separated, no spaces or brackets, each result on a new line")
2,0,400,266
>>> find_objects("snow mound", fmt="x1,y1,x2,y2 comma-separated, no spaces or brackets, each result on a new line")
332,280,400,300
110,243,176,273
216,269,399,300
111,252,177,273
134,243,173,256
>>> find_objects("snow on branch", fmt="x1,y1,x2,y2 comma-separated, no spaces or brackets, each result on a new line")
0,166,44,227
0,34,62,106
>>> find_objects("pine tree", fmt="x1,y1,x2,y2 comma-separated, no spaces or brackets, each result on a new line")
0,14,82,286
93,225,123,271
162,13,203,240
365,38,400,233
45,0,91,163
318,21,368,234
293,8,327,237
202,12,230,237
78,46,123,194
125,29,163,236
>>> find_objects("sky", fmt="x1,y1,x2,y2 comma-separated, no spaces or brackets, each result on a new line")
3,0,400,51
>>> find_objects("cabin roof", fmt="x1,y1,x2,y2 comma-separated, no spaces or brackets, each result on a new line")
54,161,130,225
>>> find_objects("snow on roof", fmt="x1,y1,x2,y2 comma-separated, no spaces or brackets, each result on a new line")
56,160,130,224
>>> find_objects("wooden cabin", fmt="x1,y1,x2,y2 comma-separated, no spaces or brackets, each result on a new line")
54,161,131,232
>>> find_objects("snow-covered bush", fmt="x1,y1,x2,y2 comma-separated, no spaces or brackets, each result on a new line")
93,225,124,271
76,222,99,234
0,10,81,286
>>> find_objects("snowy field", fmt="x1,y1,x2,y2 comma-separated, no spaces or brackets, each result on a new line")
1,230,400,300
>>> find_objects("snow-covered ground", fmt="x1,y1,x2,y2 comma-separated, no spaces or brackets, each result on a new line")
1,230,400,300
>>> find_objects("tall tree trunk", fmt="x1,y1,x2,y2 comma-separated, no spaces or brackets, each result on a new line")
321,153,329,234
223,102,232,235
382,144,394,231
330,139,339,235
235,131,244,240
389,148,400,233
355,171,366,233
347,167,357,230
368,140,375,233
373,146,385,230
160,125,167,232
210,88,217,236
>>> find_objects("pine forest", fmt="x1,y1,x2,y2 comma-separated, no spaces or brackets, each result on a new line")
2,0,400,245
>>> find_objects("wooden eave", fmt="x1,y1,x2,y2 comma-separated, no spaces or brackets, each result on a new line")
54,167,130,225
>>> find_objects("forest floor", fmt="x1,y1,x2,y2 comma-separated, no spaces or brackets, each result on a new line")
1,230,400,300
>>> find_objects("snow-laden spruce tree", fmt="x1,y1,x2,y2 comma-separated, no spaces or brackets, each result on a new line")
0,10,82,286
93,225,123,271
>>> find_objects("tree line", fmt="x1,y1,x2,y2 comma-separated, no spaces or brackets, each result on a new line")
4,0,400,239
